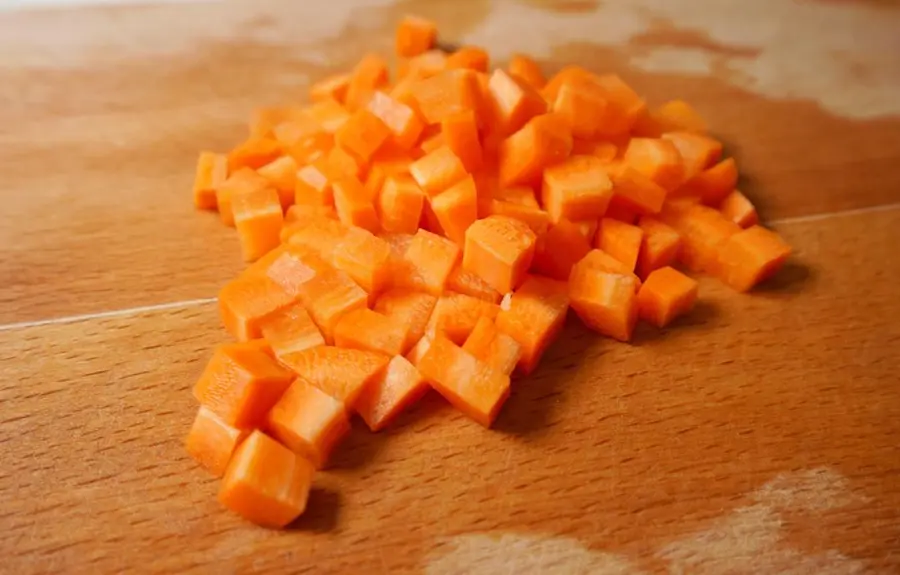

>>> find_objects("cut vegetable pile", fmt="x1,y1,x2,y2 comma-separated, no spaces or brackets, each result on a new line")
187,16,793,528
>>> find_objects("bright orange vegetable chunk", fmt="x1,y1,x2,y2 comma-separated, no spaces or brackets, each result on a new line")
402,229,462,295
332,226,392,296
259,302,326,361
569,263,638,342
279,346,390,408
623,137,684,192
463,215,537,294
310,73,351,104
508,53,546,90
678,157,738,206
716,225,792,292
345,53,389,112
595,218,644,272
218,430,314,528
446,264,502,303
257,155,299,210
411,69,482,125
335,108,391,163
185,406,250,477
551,80,609,139
542,155,614,224
495,275,569,375
427,292,500,345
431,175,478,245
409,145,468,198
216,168,270,227
665,204,741,273
218,274,295,341
656,99,708,133
327,144,368,180
441,110,483,172
228,135,281,172
445,46,490,72
395,15,437,57
486,68,547,136
531,219,592,281
608,163,668,216
636,216,682,279
462,316,522,376
637,266,699,328
332,176,380,233
499,113,573,187
265,378,350,468
719,190,759,228
232,187,284,262
334,308,408,356
366,91,425,151
378,174,425,234
355,355,429,432
662,131,722,183
417,335,511,428
294,158,335,207
193,151,228,210
373,288,437,353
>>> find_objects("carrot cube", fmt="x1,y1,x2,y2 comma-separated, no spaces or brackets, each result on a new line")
335,108,391,164
233,187,284,263
608,163,668,215
405,335,433,368
508,53,546,90
377,174,425,234
661,131,722,182
623,137,684,192
402,229,462,295
716,225,792,292
272,112,324,148
552,80,609,139
719,190,758,228
445,46,490,72
193,152,228,210
656,99,708,133
310,73,351,104
366,91,424,151
373,289,437,353
326,144,368,180
495,275,569,375
637,266,699,327
569,264,638,342
280,205,338,242
218,274,295,341
417,335,511,428
530,219,592,281
426,292,501,345
285,132,335,166
637,216,682,279
488,200,551,237
464,215,537,294
678,157,738,205
668,204,742,273
355,355,429,431
294,158,335,207
591,74,646,135
332,227,393,296
409,145,468,198
431,175,478,245
218,430,314,528
446,264,502,303
462,316,522,376
595,218,644,272
256,155,298,210
265,378,350,469
332,176,380,233
307,99,351,134
279,346,390,407
193,342,295,428
215,168,270,227
541,155,614,224
228,135,281,172
345,53,389,111
576,248,642,288
285,216,350,264
185,406,250,477
441,110,483,172
499,113,573,187
486,68,547,136
605,201,639,224
334,308,408,356
259,302,325,360
395,15,437,57
411,69,482,125
245,338,276,360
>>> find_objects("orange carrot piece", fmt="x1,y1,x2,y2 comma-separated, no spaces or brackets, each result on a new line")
332,176,380,233
218,274,295,341
402,229,462,295
409,145,468,198
531,219,592,281
636,266,698,328
541,155,614,224
486,68,547,136
636,216,682,279
257,155,298,210
595,218,644,272
272,112,324,148
411,69,482,125
294,157,335,207
345,53,390,112
285,215,350,264
218,430,314,528
398,50,447,81
228,135,281,172
678,157,739,205
233,187,284,262
279,346,390,407
405,335,433,369
446,264,502,303
716,225,791,292
426,292,501,345
326,144,368,181
193,342,295,428
495,275,569,375
418,131,444,155
552,80,610,139
656,99,707,133
395,15,437,57
508,53,546,90
541,65,594,103
265,378,350,469
446,46,490,72
245,338,276,360
575,249,642,289
310,73,351,104
488,201,551,237
216,168,270,227
569,263,638,342
259,302,325,361
373,288,438,353
355,355,429,432
335,108,391,163
574,219,599,244
499,113,573,187
307,98,351,134
185,406,251,477
591,74,646,135
366,91,425,151
193,152,228,210
661,131,723,183
431,175,478,245
718,189,759,228
441,110,483,172
332,226,392,295
607,163,668,215
463,215,537,294
334,308,408,356
377,174,425,234
417,335,511,428
571,139,618,162
284,132,335,165
622,137,684,192
666,204,742,273
462,316,522,376
605,201,640,224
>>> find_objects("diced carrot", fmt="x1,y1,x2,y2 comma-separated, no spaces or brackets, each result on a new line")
630,108,664,138
494,185,539,207
604,201,639,224
462,316,522,376
495,275,569,375
233,187,284,262
272,113,324,148
719,189,759,228
716,225,791,292
636,266,698,327
193,152,228,210
636,216,682,279
409,144,468,198
426,292,501,345
552,80,609,139
219,274,295,341
310,73,351,104
431,175,478,245
569,263,638,342
185,405,250,477
463,215,537,294
417,335,511,428
241,243,289,279
661,131,723,183
488,201,551,237
218,430,314,528
656,99,707,133
574,219,599,244
265,378,349,469
245,338,276,360
401,229,462,295
667,204,741,273
441,110,483,172
678,157,738,205
335,108,391,163
193,342,295,428
279,346,390,407
345,53,390,112
284,132,334,165
216,168,270,227
366,91,424,151
541,65,592,104
334,307,408,356
326,145,368,181
365,146,414,196
541,155,614,224
295,157,335,207
307,98,351,134
595,218,644,272
257,155,298,210
531,218,592,281
591,74,646,135
485,69,547,136
377,174,425,234
228,135,281,172
398,50,447,81
332,226,392,295
355,355,429,432
332,176,380,233
508,53,546,90
259,302,325,360
373,288,437,353
418,130,445,155
571,139,618,162
622,137,684,192
575,249,642,288
405,335,433,368
283,204,337,228
285,215,350,264
411,69,482,125
395,15,437,57
446,46,490,72
607,162,668,215
499,113,573,187
446,264,502,303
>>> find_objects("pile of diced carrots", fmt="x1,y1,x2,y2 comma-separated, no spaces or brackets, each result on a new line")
187,16,792,528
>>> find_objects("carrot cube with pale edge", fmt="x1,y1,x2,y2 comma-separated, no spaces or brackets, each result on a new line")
245,338,276,360
185,406,250,477
395,15,437,57
417,335,511,428
569,264,638,342
462,316,522,376
666,204,741,273
656,100,708,133
218,430,314,528
678,157,738,205
531,219,592,281
332,226,392,295
499,113,573,187
310,74,351,104
295,158,335,207
637,267,699,327
445,46,490,72
273,113,324,148
265,378,350,468
259,302,326,360
285,132,334,166
374,289,438,353
345,53,389,111
355,355,429,431
552,80,609,139
409,145,468,197
280,205,338,243
228,135,281,172
327,145,368,180
495,275,569,375
446,264,502,303
596,218,644,272
508,53,546,90
378,174,425,234
431,175,478,245
308,99,351,134
575,249,642,289
402,229,461,295
193,342,295,428
335,108,391,163
637,216,682,279
257,155,299,210
411,69,482,125
661,131,722,182
366,91,424,151
233,187,284,262
719,190,758,228
542,155,614,223
622,138,684,192
608,163,668,215
215,168,270,227
463,215,537,294
441,110,483,172
193,152,227,210
716,225,792,292
279,346,390,408
486,68,547,136
218,274,295,341
286,217,350,264
333,176,380,233
426,292,500,345
334,308,408,356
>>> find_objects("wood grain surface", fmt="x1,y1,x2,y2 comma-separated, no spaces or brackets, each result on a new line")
1,1,899,573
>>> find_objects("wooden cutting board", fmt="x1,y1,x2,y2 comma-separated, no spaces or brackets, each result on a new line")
1,1,899,573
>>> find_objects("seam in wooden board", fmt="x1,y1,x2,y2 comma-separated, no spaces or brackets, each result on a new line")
0,201,897,333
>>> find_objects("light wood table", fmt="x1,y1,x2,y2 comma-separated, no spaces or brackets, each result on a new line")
1,1,898,573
